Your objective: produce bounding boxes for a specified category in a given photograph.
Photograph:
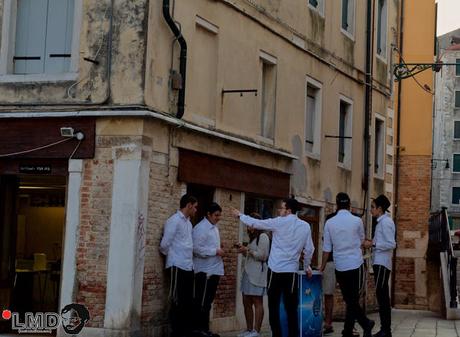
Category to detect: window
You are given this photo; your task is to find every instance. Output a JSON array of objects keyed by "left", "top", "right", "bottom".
[
  {"left": 260, "top": 52, "right": 277, "bottom": 140},
  {"left": 452, "top": 187, "right": 460, "bottom": 204},
  {"left": 190, "top": 16, "right": 218, "bottom": 124},
  {"left": 456, "top": 91, "right": 460, "bottom": 108},
  {"left": 454, "top": 121, "right": 460, "bottom": 139},
  {"left": 308, "top": 0, "right": 324, "bottom": 15},
  {"left": 338, "top": 98, "right": 353, "bottom": 168},
  {"left": 374, "top": 118, "right": 385, "bottom": 176},
  {"left": 456, "top": 58, "right": 460, "bottom": 77},
  {"left": 0, "top": 0, "right": 80, "bottom": 78},
  {"left": 15, "top": 0, "right": 74, "bottom": 74},
  {"left": 305, "top": 78, "right": 322, "bottom": 157},
  {"left": 244, "top": 195, "right": 277, "bottom": 220},
  {"left": 453, "top": 154, "right": 460, "bottom": 173},
  {"left": 376, "top": 0, "right": 387, "bottom": 58},
  {"left": 341, "top": 0, "right": 354, "bottom": 37}
]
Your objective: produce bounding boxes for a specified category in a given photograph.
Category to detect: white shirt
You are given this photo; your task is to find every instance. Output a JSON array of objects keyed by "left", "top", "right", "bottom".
[
  {"left": 192, "top": 218, "right": 224, "bottom": 276},
  {"left": 239, "top": 214, "right": 314, "bottom": 273},
  {"left": 323, "top": 209, "right": 364, "bottom": 272},
  {"left": 159, "top": 211, "right": 193, "bottom": 271},
  {"left": 372, "top": 213, "right": 396, "bottom": 270}
]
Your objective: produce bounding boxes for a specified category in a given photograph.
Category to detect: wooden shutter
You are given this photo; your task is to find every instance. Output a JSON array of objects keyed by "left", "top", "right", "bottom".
[
  {"left": 44, "top": 0, "right": 75, "bottom": 73},
  {"left": 14, "top": 0, "right": 48, "bottom": 74}
]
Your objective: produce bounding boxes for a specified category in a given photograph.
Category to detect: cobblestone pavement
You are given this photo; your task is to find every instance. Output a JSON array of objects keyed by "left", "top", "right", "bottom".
[{"left": 223, "top": 309, "right": 460, "bottom": 337}]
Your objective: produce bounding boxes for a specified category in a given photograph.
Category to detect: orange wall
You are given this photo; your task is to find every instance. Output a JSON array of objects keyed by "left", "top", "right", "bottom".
[{"left": 398, "top": 0, "right": 436, "bottom": 156}]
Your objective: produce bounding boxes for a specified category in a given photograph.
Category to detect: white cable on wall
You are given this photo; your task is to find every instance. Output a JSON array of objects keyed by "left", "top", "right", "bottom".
[{"left": 0, "top": 138, "right": 73, "bottom": 158}]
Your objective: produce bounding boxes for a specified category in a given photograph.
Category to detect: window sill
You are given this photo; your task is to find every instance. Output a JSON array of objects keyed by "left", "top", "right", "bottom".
[
  {"left": 307, "top": 5, "right": 324, "bottom": 17},
  {"left": 376, "top": 53, "right": 387, "bottom": 64},
  {"left": 337, "top": 162, "right": 352, "bottom": 171},
  {"left": 306, "top": 152, "right": 321, "bottom": 161},
  {"left": 0, "top": 72, "right": 78, "bottom": 84},
  {"left": 373, "top": 173, "right": 385, "bottom": 181},
  {"left": 255, "top": 135, "right": 275, "bottom": 146},
  {"left": 340, "top": 29, "right": 355, "bottom": 42}
]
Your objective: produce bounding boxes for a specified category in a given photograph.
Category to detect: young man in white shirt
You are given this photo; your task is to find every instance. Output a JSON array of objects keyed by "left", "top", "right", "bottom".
[
  {"left": 363, "top": 195, "right": 396, "bottom": 337},
  {"left": 192, "top": 202, "right": 225, "bottom": 337},
  {"left": 160, "top": 194, "right": 198, "bottom": 337},
  {"left": 232, "top": 198, "right": 314, "bottom": 337},
  {"left": 320, "top": 193, "right": 374, "bottom": 337}
]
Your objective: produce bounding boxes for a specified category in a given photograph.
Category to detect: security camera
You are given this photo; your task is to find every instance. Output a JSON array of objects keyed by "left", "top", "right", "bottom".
[{"left": 60, "top": 127, "right": 75, "bottom": 137}]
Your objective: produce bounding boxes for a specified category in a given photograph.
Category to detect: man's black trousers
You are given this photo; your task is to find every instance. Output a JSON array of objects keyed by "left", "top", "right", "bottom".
[
  {"left": 336, "top": 264, "right": 372, "bottom": 336},
  {"left": 168, "top": 267, "right": 194, "bottom": 337},
  {"left": 373, "top": 264, "right": 391, "bottom": 333},
  {"left": 267, "top": 270, "right": 298, "bottom": 337},
  {"left": 193, "top": 272, "right": 221, "bottom": 332}
]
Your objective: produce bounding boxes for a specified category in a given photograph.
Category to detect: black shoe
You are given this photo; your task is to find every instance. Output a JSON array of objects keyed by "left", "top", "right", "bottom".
[
  {"left": 363, "top": 320, "right": 375, "bottom": 337},
  {"left": 372, "top": 330, "right": 391, "bottom": 337}
]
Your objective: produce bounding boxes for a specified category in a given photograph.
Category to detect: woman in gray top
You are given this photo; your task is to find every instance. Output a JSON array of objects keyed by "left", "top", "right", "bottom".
[{"left": 237, "top": 218, "right": 270, "bottom": 337}]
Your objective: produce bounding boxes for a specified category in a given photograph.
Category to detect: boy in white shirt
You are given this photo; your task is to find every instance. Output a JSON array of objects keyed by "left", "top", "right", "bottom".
[
  {"left": 160, "top": 194, "right": 198, "bottom": 337},
  {"left": 192, "top": 202, "right": 224, "bottom": 337},
  {"left": 363, "top": 195, "right": 396, "bottom": 337},
  {"left": 321, "top": 193, "right": 374, "bottom": 337}
]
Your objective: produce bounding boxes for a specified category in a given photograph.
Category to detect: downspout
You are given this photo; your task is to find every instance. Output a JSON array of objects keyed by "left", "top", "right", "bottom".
[
  {"left": 363, "top": 0, "right": 374, "bottom": 215},
  {"left": 392, "top": 0, "right": 405, "bottom": 307},
  {"left": 163, "top": 0, "right": 187, "bottom": 119},
  {"left": 362, "top": 0, "right": 374, "bottom": 314}
]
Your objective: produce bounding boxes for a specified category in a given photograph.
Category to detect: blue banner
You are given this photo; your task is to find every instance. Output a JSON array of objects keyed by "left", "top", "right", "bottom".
[{"left": 280, "top": 271, "right": 323, "bottom": 337}]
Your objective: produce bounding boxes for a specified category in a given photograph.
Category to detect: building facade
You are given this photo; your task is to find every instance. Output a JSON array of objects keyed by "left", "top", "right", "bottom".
[
  {"left": 393, "top": 0, "right": 437, "bottom": 311},
  {"left": 0, "top": 0, "right": 399, "bottom": 336},
  {"left": 432, "top": 34, "right": 460, "bottom": 222}
]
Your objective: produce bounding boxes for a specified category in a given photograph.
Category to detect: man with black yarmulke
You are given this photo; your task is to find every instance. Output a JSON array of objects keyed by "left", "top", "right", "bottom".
[
  {"left": 363, "top": 195, "right": 396, "bottom": 337},
  {"left": 321, "top": 192, "right": 375, "bottom": 337}
]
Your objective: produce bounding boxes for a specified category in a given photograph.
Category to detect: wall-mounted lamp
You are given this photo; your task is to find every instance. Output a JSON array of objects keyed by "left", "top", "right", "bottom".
[{"left": 431, "top": 158, "right": 449, "bottom": 169}]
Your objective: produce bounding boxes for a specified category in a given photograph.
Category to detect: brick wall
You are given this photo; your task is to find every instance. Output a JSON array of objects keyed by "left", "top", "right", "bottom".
[
  {"left": 213, "top": 189, "right": 241, "bottom": 319},
  {"left": 394, "top": 155, "right": 431, "bottom": 309},
  {"left": 76, "top": 141, "right": 114, "bottom": 328},
  {"left": 142, "top": 149, "right": 184, "bottom": 336}
]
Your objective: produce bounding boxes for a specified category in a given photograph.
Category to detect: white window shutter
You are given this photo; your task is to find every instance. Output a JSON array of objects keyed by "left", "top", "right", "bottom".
[
  {"left": 14, "top": 0, "right": 48, "bottom": 74},
  {"left": 44, "top": 0, "right": 75, "bottom": 73}
]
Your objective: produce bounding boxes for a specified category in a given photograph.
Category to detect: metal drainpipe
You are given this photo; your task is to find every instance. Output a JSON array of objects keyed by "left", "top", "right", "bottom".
[
  {"left": 163, "top": 0, "right": 187, "bottom": 119},
  {"left": 362, "top": 0, "right": 374, "bottom": 314},
  {"left": 363, "top": 0, "right": 373, "bottom": 224},
  {"left": 392, "top": 0, "right": 405, "bottom": 307}
]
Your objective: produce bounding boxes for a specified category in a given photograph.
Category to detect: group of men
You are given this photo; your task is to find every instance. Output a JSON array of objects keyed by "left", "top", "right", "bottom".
[
  {"left": 159, "top": 195, "right": 224, "bottom": 337},
  {"left": 159, "top": 192, "right": 396, "bottom": 337},
  {"left": 320, "top": 193, "right": 396, "bottom": 337}
]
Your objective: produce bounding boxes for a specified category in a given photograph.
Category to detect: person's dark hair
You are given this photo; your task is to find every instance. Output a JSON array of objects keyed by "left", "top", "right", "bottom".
[
  {"left": 206, "top": 202, "right": 222, "bottom": 215},
  {"left": 283, "top": 198, "right": 300, "bottom": 214},
  {"left": 180, "top": 194, "right": 198, "bottom": 209},
  {"left": 248, "top": 212, "right": 264, "bottom": 242},
  {"left": 336, "top": 192, "right": 350, "bottom": 210},
  {"left": 373, "top": 194, "right": 391, "bottom": 212}
]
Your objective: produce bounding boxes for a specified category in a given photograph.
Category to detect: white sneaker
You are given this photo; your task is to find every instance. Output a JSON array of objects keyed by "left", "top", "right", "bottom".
[
  {"left": 245, "top": 331, "right": 260, "bottom": 337},
  {"left": 237, "top": 331, "right": 251, "bottom": 337}
]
